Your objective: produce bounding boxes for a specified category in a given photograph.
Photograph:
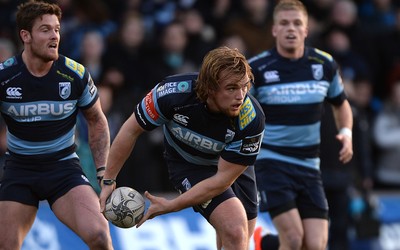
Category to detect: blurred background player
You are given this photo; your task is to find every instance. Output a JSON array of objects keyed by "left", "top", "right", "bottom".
[{"left": 249, "top": 0, "right": 353, "bottom": 249}]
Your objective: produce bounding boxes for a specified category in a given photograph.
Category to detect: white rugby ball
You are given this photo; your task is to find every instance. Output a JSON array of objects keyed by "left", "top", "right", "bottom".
[{"left": 104, "top": 187, "right": 145, "bottom": 228}]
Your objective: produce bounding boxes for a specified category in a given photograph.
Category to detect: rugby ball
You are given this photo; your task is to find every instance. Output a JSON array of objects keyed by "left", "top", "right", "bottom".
[{"left": 104, "top": 187, "right": 145, "bottom": 228}]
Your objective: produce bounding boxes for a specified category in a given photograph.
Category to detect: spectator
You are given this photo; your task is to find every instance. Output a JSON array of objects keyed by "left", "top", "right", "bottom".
[
  {"left": 78, "top": 30, "right": 105, "bottom": 83},
  {"left": 223, "top": 0, "right": 275, "bottom": 57},
  {"left": 101, "top": 12, "right": 150, "bottom": 118},
  {"left": 0, "top": 38, "right": 16, "bottom": 62},
  {"left": 147, "top": 21, "right": 197, "bottom": 84},
  {"left": 178, "top": 8, "right": 217, "bottom": 67},
  {"left": 372, "top": 80, "right": 400, "bottom": 187}
]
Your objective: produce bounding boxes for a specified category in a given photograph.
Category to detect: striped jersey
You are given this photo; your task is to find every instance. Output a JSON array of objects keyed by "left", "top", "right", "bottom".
[
  {"left": 135, "top": 72, "right": 265, "bottom": 167},
  {"left": 0, "top": 54, "right": 98, "bottom": 161},
  {"left": 249, "top": 47, "right": 347, "bottom": 170}
]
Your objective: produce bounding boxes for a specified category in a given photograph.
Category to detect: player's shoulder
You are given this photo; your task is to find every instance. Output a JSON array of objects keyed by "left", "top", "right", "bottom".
[
  {"left": 0, "top": 55, "right": 21, "bottom": 76},
  {"left": 154, "top": 72, "right": 196, "bottom": 99},
  {"left": 307, "top": 47, "right": 334, "bottom": 63},
  {"left": 58, "top": 55, "right": 86, "bottom": 79},
  {"left": 238, "top": 94, "right": 265, "bottom": 131},
  {"left": 248, "top": 50, "right": 274, "bottom": 65}
]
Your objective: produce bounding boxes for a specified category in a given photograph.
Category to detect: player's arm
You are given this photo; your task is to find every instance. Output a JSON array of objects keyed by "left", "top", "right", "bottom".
[
  {"left": 81, "top": 99, "right": 110, "bottom": 177},
  {"left": 99, "top": 113, "right": 146, "bottom": 211},
  {"left": 331, "top": 99, "right": 353, "bottom": 163},
  {"left": 136, "top": 157, "right": 247, "bottom": 227}
]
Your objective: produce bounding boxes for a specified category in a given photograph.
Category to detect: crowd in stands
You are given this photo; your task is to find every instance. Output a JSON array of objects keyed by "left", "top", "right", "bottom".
[{"left": 1, "top": 0, "right": 400, "bottom": 194}]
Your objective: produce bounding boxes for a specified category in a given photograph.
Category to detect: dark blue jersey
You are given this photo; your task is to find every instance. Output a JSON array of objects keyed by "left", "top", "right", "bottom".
[
  {"left": 249, "top": 47, "right": 346, "bottom": 170},
  {"left": 0, "top": 54, "right": 98, "bottom": 161},
  {"left": 135, "top": 73, "right": 265, "bottom": 167}
]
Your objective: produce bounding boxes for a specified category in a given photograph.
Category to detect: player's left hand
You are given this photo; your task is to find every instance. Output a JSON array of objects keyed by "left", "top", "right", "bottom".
[
  {"left": 136, "top": 191, "right": 172, "bottom": 228},
  {"left": 336, "top": 133, "right": 353, "bottom": 164}
]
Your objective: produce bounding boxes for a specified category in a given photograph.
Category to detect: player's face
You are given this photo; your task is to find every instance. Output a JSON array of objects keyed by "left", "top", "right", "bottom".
[
  {"left": 23, "top": 14, "right": 60, "bottom": 62},
  {"left": 207, "top": 73, "right": 250, "bottom": 117},
  {"left": 272, "top": 9, "right": 308, "bottom": 58}
]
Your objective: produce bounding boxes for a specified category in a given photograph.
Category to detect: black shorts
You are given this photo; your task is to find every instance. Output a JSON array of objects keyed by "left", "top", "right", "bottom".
[
  {"left": 167, "top": 158, "right": 258, "bottom": 221},
  {"left": 255, "top": 159, "right": 329, "bottom": 220},
  {"left": 0, "top": 156, "right": 92, "bottom": 208}
]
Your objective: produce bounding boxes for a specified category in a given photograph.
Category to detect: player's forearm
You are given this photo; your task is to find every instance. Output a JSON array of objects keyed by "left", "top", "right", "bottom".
[
  {"left": 105, "top": 114, "right": 143, "bottom": 179},
  {"left": 332, "top": 100, "right": 353, "bottom": 131},
  {"left": 171, "top": 175, "right": 231, "bottom": 212},
  {"left": 88, "top": 115, "right": 110, "bottom": 168}
]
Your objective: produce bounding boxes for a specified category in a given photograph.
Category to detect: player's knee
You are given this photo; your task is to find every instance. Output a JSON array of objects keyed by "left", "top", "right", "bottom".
[
  {"left": 304, "top": 236, "right": 328, "bottom": 250},
  {"left": 223, "top": 224, "right": 247, "bottom": 246},
  {"left": 281, "top": 233, "right": 303, "bottom": 250},
  {"left": 87, "top": 230, "right": 112, "bottom": 249}
]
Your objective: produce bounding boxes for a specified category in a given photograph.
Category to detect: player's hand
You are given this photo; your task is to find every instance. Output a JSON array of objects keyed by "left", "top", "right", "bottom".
[
  {"left": 99, "top": 185, "right": 115, "bottom": 213},
  {"left": 336, "top": 133, "right": 353, "bottom": 164},
  {"left": 136, "top": 191, "right": 172, "bottom": 228}
]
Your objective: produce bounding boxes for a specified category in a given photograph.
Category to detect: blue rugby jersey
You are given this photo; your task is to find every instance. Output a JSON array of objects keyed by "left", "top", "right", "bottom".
[
  {"left": 0, "top": 54, "right": 98, "bottom": 161},
  {"left": 135, "top": 73, "right": 265, "bottom": 167},
  {"left": 249, "top": 47, "right": 347, "bottom": 170}
]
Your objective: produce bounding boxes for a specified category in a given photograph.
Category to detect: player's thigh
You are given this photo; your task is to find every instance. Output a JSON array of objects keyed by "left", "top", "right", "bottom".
[
  {"left": 273, "top": 208, "right": 304, "bottom": 239},
  {"left": 0, "top": 201, "right": 37, "bottom": 245},
  {"left": 209, "top": 197, "right": 248, "bottom": 236},
  {"left": 302, "top": 218, "right": 329, "bottom": 249},
  {"left": 51, "top": 185, "right": 109, "bottom": 236}
]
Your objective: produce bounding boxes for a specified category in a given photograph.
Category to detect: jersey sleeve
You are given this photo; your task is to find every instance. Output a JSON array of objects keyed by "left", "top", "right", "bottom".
[
  {"left": 134, "top": 83, "right": 170, "bottom": 131},
  {"left": 77, "top": 72, "right": 98, "bottom": 109},
  {"left": 221, "top": 95, "right": 265, "bottom": 166}
]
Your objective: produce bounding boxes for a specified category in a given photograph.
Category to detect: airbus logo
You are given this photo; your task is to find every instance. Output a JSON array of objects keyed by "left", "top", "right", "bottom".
[
  {"left": 173, "top": 114, "right": 189, "bottom": 126},
  {"left": 6, "top": 87, "right": 22, "bottom": 99}
]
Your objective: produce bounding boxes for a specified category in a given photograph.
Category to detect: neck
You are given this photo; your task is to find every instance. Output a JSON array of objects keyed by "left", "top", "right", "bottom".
[
  {"left": 22, "top": 50, "right": 53, "bottom": 77},
  {"left": 277, "top": 46, "right": 304, "bottom": 60}
]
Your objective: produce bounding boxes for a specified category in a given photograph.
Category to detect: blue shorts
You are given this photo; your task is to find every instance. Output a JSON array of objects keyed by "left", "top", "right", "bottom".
[
  {"left": 255, "top": 159, "right": 328, "bottom": 219},
  {"left": 167, "top": 158, "right": 258, "bottom": 221},
  {"left": 0, "top": 156, "right": 92, "bottom": 208}
]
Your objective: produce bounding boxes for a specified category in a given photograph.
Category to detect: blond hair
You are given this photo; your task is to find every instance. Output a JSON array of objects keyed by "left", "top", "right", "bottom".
[
  {"left": 196, "top": 46, "right": 253, "bottom": 102},
  {"left": 273, "top": 0, "right": 308, "bottom": 23}
]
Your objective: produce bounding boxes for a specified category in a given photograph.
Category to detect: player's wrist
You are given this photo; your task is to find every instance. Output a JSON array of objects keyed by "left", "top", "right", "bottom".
[
  {"left": 339, "top": 127, "right": 352, "bottom": 139},
  {"left": 102, "top": 178, "right": 116, "bottom": 186},
  {"left": 96, "top": 166, "right": 106, "bottom": 185}
]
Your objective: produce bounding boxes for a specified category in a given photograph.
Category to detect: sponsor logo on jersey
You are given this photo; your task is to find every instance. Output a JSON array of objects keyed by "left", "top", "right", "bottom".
[
  {"left": 311, "top": 64, "right": 323, "bottom": 80},
  {"left": 264, "top": 70, "right": 280, "bottom": 83},
  {"left": 6, "top": 87, "right": 22, "bottom": 99},
  {"left": 65, "top": 57, "right": 85, "bottom": 79},
  {"left": 239, "top": 97, "right": 256, "bottom": 130},
  {"left": 156, "top": 81, "right": 191, "bottom": 98},
  {"left": 240, "top": 132, "right": 263, "bottom": 154},
  {"left": 182, "top": 178, "right": 192, "bottom": 191},
  {"left": 6, "top": 102, "right": 74, "bottom": 122},
  {"left": 0, "top": 57, "right": 17, "bottom": 70},
  {"left": 87, "top": 74, "right": 96, "bottom": 97},
  {"left": 56, "top": 70, "right": 74, "bottom": 82},
  {"left": 173, "top": 113, "right": 189, "bottom": 126},
  {"left": 170, "top": 126, "right": 225, "bottom": 152},
  {"left": 225, "top": 129, "right": 235, "bottom": 143},
  {"left": 59, "top": 82, "right": 71, "bottom": 99},
  {"left": 144, "top": 90, "right": 159, "bottom": 120}
]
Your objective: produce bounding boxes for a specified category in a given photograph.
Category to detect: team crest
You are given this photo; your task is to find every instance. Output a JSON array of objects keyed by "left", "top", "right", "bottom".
[
  {"left": 59, "top": 82, "right": 71, "bottom": 99},
  {"left": 311, "top": 64, "right": 323, "bottom": 80}
]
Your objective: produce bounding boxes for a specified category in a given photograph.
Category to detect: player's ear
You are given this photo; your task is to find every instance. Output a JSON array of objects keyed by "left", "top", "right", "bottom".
[{"left": 20, "top": 30, "right": 31, "bottom": 43}]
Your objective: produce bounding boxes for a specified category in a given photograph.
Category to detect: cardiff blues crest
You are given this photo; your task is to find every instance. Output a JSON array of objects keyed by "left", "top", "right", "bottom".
[
  {"left": 311, "top": 64, "right": 323, "bottom": 80},
  {"left": 59, "top": 82, "right": 71, "bottom": 99}
]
